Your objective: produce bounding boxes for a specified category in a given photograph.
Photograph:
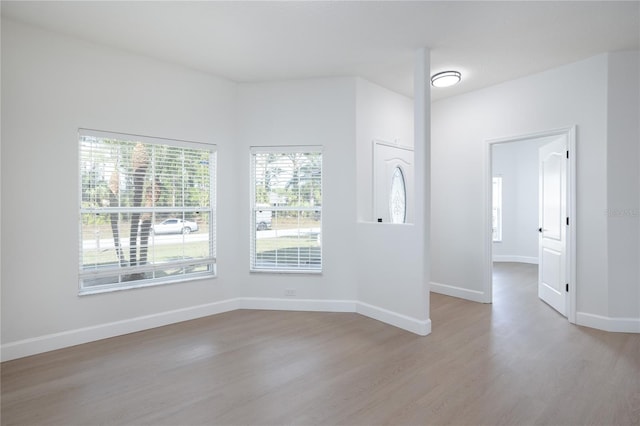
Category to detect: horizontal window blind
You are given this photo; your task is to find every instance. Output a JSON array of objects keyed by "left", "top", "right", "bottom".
[
  {"left": 79, "top": 129, "right": 216, "bottom": 294},
  {"left": 250, "top": 148, "right": 322, "bottom": 272}
]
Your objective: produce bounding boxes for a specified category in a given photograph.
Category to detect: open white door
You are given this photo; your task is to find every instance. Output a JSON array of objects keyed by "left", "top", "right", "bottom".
[
  {"left": 538, "top": 136, "right": 568, "bottom": 316},
  {"left": 373, "top": 142, "right": 414, "bottom": 223}
]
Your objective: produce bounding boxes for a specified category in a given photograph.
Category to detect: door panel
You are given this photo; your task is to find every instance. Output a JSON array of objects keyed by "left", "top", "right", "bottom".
[
  {"left": 541, "top": 248, "right": 562, "bottom": 292},
  {"left": 373, "top": 142, "right": 414, "bottom": 223},
  {"left": 542, "top": 153, "right": 563, "bottom": 241},
  {"left": 538, "top": 136, "right": 567, "bottom": 316}
]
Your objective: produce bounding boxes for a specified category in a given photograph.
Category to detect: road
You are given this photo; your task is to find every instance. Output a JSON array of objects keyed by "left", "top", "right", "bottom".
[{"left": 82, "top": 233, "right": 208, "bottom": 250}]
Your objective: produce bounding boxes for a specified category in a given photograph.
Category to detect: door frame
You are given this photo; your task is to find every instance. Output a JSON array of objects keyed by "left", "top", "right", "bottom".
[{"left": 483, "top": 126, "right": 576, "bottom": 323}]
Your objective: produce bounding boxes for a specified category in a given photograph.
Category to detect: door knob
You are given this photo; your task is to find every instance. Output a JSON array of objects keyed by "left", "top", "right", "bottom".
[{"left": 538, "top": 227, "right": 543, "bottom": 233}]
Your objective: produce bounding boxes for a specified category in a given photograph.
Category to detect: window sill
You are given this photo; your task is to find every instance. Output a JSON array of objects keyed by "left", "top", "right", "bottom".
[
  {"left": 79, "top": 272, "right": 216, "bottom": 296},
  {"left": 249, "top": 269, "right": 322, "bottom": 275}
]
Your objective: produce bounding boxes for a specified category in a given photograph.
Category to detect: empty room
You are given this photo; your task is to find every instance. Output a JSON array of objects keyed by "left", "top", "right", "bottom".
[{"left": 2, "top": 1, "right": 639, "bottom": 425}]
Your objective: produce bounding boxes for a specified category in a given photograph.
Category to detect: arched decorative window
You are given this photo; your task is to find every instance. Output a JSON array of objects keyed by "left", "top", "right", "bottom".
[{"left": 389, "top": 167, "right": 407, "bottom": 224}]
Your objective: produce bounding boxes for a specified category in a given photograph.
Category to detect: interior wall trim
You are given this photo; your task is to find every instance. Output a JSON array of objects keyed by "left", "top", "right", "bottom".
[
  {"left": 576, "top": 312, "right": 640, "bottom": 333},
  {"left": 356, "top": 302, "right": 431, "bottom": 336},
  {"left": 492, "top": 255, "right": 539, "bottom": 264},
  {"left": 239, "top": 298, "right": 356, "bottom": 312},
  {"left": 1, "top": 298, "right": 431, "bottom": 361},
  {"left": 430, "top": 281, "right": 489, "bottom": 303},
  {"left": 6, "top": 298, "right": 638, "bottom": 362},
  {"left": 0, "top": 299, "right": 241, "bottom": 362}
]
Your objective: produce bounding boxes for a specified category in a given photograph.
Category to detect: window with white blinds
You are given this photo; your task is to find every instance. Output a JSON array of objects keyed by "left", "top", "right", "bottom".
[
  {"left": 250, "top": 147, "right": 322, "bottom": 272},
  {"left": 79, "top": 129, "right": 216, "bottom": 294}
]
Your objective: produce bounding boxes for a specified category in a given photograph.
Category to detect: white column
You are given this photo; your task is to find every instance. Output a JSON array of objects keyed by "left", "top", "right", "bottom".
[{"left": 414, "top": 48, "right": 431, "bottom": 321}]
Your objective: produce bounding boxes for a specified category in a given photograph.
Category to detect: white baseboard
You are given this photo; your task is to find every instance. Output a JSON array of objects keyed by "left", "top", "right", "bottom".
[
  {"left": 240, "top": 298, "right": 430, "bottom": 335},
  {"left": 5, "top": 300, "right": 637, "bottom": 362},
  {"left": 492, "top": 255, "right": 539, "bottom": 264},
  {"left": 1, "top": 298, "right": 432, "bottom": 361},
  {"left": 430, "top": 281, "right": 489, "bottom": 303},
  {"left": 356, "top": 302, "right": 431, "bottom": 336},
  {"left": 1, "top": 299, "right": 240, "bottom": 362},
  {"left": 239, "top": 298, "right": 356, "bottom": 312},
  {"left": 576, "top": 312, "right": 640, "bottom": 333}
]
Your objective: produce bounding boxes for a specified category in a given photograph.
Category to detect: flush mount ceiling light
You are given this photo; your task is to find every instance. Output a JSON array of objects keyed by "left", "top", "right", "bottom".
[{"left": 430, "top": 70, "right": 461, "bottom": 88}]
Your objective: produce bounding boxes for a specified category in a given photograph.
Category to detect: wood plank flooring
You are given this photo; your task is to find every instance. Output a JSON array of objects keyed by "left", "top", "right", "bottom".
[{"left": 2, "top": 262, "right": 639, "bottom": 425}]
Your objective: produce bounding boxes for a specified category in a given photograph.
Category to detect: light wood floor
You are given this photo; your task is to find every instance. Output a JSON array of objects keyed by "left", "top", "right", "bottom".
[{"left": 2, "top": 262, "right": 639, "bottom": 425}]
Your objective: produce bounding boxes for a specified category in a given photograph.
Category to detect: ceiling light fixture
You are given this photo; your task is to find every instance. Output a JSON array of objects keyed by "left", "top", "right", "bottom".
[{"left": 431, "top": 70, "right": 461, "bottom": 88}]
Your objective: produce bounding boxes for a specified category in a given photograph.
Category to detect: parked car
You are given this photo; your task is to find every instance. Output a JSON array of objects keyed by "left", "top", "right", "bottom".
[
  {"left": 151, "top": 218, "right": 198, "bottom": 235},
  {"left": 256, "top": 210, "right": 272, "bottom": 231}
]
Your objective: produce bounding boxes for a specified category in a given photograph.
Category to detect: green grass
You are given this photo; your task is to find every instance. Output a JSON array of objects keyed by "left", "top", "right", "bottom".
[
  {"left": 255, "top": 233, "right": 321, "bottom": 267},
  {"left": 269, "top": 216, "right": 320, "bottom": 230},
  {"left": 83, "top": 240, "right": 210, "bottom": 267},
  {"left": 82, "top": 218, "right": 321, "bottom": 267},
  {"left": 256, "top": 235, "right": 319, "bottom": 253},
  {"left": 81, "top": 223, "right": 210, "bottom": 241}
]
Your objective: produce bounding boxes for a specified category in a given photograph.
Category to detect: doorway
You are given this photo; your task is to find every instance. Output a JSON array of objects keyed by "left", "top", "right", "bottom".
[{"left": 484, "top": 127, "right": 576, "bottom": 323}]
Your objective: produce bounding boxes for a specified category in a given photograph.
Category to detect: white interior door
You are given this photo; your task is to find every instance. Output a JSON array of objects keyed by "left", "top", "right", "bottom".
[
  {"left": 538, "top": 136, "right": 568, "bottom": 316},
  {"left": 373, "top": 142, "right": 414, "bottom": 223}
]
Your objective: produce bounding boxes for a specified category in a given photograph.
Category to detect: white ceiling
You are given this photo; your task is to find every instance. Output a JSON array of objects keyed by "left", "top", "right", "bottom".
[{"left": 2, "top": 1, "right": 639, "bottom": 100}]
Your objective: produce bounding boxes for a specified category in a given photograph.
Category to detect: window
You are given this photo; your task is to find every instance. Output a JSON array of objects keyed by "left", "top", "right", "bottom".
[
  {"left": 79, "top": 129, "right": 216, "bottom": 294},
  {"left": 492, "top": 176, "right": 503, "bottom": 242},
  {"left": 390, "top": 166, "right": 407, "bottom": 224},
  {"left": 250, "top": 147, "right": 322, "bottom": 272}
]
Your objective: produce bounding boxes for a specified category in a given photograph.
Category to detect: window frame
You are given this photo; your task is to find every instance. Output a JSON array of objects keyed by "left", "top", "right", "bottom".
[
  {"left": 78, "top": 128, "right": 217, "bottom": 295},
  {"left": 249, "top": 146, "right": 323, "bottom": 274}
]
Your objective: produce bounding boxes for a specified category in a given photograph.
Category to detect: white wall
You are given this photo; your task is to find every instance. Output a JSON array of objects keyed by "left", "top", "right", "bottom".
[
  {"left": 1, "top": 20, "right": 240, "bottom": 352},
  {"left": 1, "top": 20, "right": 432, "bottom": 360},
  {"left": 492, "top": 138, "right": 546, "bottom": 264},
  {"left": 355, "top": 78, "right": 429, "bottom": 331},
  {"left": 432, "top": 55, "right": 609, "bottom": 311},
  {"left": 236, "top": 78, "right": 359, "bottom": 303},
  {"left": 236, "top": 77, "right": 429, "bottom": 334},
  {"left": 355, "top": 78, "right": 414, "bottom": 223},
  {"left": 606, "top": 51, "right": 640, "bottom": 320},
  {"left": 4, "top": 17, "right": 633, "bottom": 362},
  {"left": 432, "top": 52, "right": 640, "bottom": 331}
]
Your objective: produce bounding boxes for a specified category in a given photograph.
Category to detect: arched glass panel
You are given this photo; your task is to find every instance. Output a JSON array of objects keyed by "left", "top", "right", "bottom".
[{"left": 389, "top": 167, "right": 406, "bottom": 224}]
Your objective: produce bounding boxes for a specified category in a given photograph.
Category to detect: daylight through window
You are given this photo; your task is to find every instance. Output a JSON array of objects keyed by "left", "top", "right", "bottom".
[
  {"left": 492, "top": 176, "right": 503, "bottom": 242},
  {"left": 79, "top": 129, "right": 216, "bottom": 294},
  {"left": 250, "top": 147, "right": 322, "bottom": 272}
]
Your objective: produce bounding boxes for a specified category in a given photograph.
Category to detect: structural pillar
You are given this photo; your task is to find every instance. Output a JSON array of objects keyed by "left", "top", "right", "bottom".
[{"left": 414, "top": 48, "right": 431, "bottom": 322}]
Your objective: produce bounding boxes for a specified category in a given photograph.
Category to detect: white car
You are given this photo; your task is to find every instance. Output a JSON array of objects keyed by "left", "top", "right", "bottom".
[
  {"left": 151, "top": 218, "right": 198, "bottom": 235},
  {"left": 256, "top": 210, "right": 272, "bottom": 231}
]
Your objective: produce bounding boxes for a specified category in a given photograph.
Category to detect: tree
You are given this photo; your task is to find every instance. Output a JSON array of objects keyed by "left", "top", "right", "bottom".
[
  {"left": 128, "top": 143, "right": 149, "bottom": 275},
  {"left": 108, "top": 170, "right": 126, "bottom": 266},
  {"left": 139, "top": 178, "right": 161, "bottom": 266}
]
